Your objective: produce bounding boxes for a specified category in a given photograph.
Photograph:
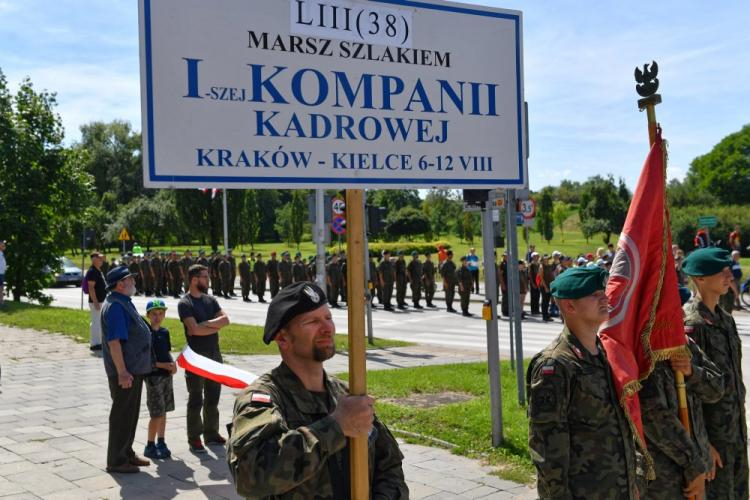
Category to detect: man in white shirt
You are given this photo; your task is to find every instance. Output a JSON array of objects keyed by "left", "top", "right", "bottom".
[{"left": 0, "top": 240, "right": 6, "bottom": 306}]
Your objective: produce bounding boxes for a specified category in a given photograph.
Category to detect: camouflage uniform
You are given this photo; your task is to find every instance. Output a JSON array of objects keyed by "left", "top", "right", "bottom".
[
  {"left": 239, "top": 260, "right": 252, "bottom": 301},
  {"left": 180, "top": 255, "right": 193, "bottom": 291},
  {"left": 640, "top": 337, "right": 724, "bottom": 499},
  {"left": 150, "top": 256, "right": 164, "bottom": 297},
  {"left": 422, "top": 259, "right": 436, "bottom": 307},
  {"left": 219, "top": 258, "right": 232, "bottom": 297},
  {"left": 527, "top": 327, "right": 640, "bottom": 499},
  {"left": 267, "top": 257, "right": 280, "bottom": 298},
  {"left": 279, "top": 258, "right": 293, "bottom": 289},
  {"left": 377, "top": 258, "right": 395, "bottom": 310},
  {"left": 406, "top": 257, "right": 423, "bottom": 308},
  {"left": 457, "top": 265, "right": 473, "bottom": 315},
  {"left": 395, "top": 257, "right": 407, "bottom": 308},
  {"left": 228, "top": 253, "right": 237, "bottom": 295},
  {"left": 227, "top": 363, "right": 408, "bottom": 499},
  {"left": 139, "top": 256, "right": 153, "bottom": 296},
  {"left": 129, "top": 259, "right": 143, "bottom": 295},
  {"left": 254, "top": 258, "right": 267, "bottom": 301},
  {"left": 326, "top": 260, "right": 341, "bottom": 307},
  {"left": 685, "top": 300, "right": 749, "bottom": 499},
  {"left": 292, "top": 259, "right": 306, "bottom": 283},
  {"left": 440, "top": 259, "right": 457, "bottom": 311}
]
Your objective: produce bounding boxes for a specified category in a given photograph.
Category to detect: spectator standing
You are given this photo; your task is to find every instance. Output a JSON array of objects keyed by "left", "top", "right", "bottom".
[
  {"left": 101, "top": 266, "right": 154, "bottom": 473},
  {"left": 178, "top": 265, "right": 231, "bottom": 452},
  {"left": 729, "top": 225, "right": 742, "bottom": 252},
  {"left": 467, "top": 247, "right": 480, "bottom": 293},
  {"left": 85, "top": 252, "right": 107, "bottom": 351},
  {"left": 529, "top": 252, "right": 541, "bottom": 315}
]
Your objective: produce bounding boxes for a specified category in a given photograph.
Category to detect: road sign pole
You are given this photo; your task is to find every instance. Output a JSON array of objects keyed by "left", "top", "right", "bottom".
[
  {"left": 482, "top": 199, "right": 504, "bottom": 447},
  {"left": 81, "top": 227, "right": 86, "bottom": 311},
  {"left": 507, "top": 190, "right": 526, "bottom": 405},
  {"left": 345, "top": 189, "right": 369, "bottom": 499},
  {"left": 315, "top": 189, "right": 326, "bottom": 289},
  {"left": 503, "top": 200, "right": 515, "bottom": 371},
  {"left": 363, "top": 192, "right": 375, "bottom": 346},
  {"left": 222, "top": 189, "right": 229, "bottom": 254}
]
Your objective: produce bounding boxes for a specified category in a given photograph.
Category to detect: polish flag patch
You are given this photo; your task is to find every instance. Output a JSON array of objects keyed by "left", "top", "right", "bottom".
[
  {"left": 684, "top": 326, "right": 694, "bottom": 334},
  {"left": 251, "top": 393, "right": 272, "bottom": 404},
  {"left": 541, "top": 365, "right": 555, "bottom": 376}
]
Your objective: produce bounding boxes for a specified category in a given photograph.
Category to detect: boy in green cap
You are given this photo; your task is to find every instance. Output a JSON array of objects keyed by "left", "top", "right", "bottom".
[
  {"left": 526, "top": 266, "right": 641, "bottom": 499},
  {"left": 682, "top": 247, "right": 748, "bottom": 499},
  {"left": 143, "top": 299, "right": 177, "bottom": 460}
]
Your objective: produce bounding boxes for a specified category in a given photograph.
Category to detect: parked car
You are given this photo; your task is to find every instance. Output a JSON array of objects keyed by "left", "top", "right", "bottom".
[{"left": 43, "top": 257, "right": 83, "bottom": 287}]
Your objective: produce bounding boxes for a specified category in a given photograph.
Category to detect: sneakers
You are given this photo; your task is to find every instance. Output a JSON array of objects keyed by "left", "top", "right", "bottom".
[
  {"left": 144, "top": 442, "right": 172, "bottom": 459},
  {"left": 189, "top": 439, "right": 207, "bottom": 453},
  {"left": 156, "top": 441, "right": 172, "bottom": 458}
]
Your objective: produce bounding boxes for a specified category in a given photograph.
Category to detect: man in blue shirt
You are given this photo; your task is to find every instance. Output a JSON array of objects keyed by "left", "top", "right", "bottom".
[
  {"left": 101, "top": 266, "right": 155, "bottom": 474},
  {"left": 467, "top": 248, "right": 480, "bottom": 294}
]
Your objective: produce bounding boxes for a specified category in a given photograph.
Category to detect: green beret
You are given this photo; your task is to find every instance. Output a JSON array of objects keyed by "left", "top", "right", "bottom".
[
  {"left": 682, "top": 247, "right": 732, "bottom": 277},
  {"left": 550, "top": 267, "right": 608, "bottom": 299},
  {"left": 411, "top": 250, "right": 418, "bottom": 256}
]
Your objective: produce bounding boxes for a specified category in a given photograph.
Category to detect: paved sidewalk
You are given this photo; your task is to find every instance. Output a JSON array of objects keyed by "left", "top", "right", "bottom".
[{"left": 0, "top": 326, "right": 535, "bottom": 499}]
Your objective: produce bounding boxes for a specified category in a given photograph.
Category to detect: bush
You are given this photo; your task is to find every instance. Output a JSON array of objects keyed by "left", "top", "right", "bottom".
[
  {"left": 362, "top": 241, "right": 451, "bottom": 258},
  {"left": 670, "top": 205, "right": 750, "bottom": 256}
]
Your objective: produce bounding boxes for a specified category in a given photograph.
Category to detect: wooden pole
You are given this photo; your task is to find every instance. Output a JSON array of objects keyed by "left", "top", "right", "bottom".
[
  {"left": 345, "top": 189, "right": 369, "bottom": 499},
  {"left": 637, "top": 62, "right": 694, "bottom": 499}
]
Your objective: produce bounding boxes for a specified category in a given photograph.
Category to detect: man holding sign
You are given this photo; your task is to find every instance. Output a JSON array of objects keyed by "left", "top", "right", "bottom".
[{"left": 227, "top": 282, "right": 408, "bottom": 499}]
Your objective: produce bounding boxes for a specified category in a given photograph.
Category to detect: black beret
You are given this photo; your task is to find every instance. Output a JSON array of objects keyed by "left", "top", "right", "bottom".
[
  {"left": 263, "top": 281, "right": 328, "bottom": 344},
  {"left": 550, "top": 266, "right": 608, "bottom": 299},
  {"left": 682, "top": 247, "right": 732, "bottom": 277}
]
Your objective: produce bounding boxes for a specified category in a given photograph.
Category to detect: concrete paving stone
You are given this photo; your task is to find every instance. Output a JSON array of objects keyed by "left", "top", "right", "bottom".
[
  {"left": 426, "top": 475, "right": 484, "bottom": 495},
  {"left": 20, "top": 448, "right": 70, "bottom": 465},
  {"left": 4, "top": 470, "right": 76, "bottom": 497},
  {"left": 0, "top": 494, "right": 40, "bottom": 500},
  {"left": 48, "top": 462, "right": 103, "bottom": 482},
  {"left": 0, "top": 459, "right": 36, "bottom": 476},
  {"left": 72, "top": 473, "right": 121, "bottom": 492},
  {"left": 472, "top": 474, "right": 527, "bottom": 491},
  {"left": 464, "top": 485, "right": 503, "bottom": 498},
  {"left": 0, "top": 477, "right": 29, "bottom": 497},
  {"left": 45, "top": 436, "right": 96, "bottom": 453},
  {"left": 406, "top": 481, "right": 442, "bottom": 499}
]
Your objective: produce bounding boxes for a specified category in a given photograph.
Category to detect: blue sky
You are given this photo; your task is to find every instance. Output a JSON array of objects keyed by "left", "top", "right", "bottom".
[{"left": 1, "top": 0, "right": 748, "bottom": 191}]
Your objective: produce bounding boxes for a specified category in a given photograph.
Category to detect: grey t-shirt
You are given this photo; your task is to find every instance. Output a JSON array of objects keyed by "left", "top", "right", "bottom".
[{"left": 177, "top": 293, "right": 222, "bottom": 353}]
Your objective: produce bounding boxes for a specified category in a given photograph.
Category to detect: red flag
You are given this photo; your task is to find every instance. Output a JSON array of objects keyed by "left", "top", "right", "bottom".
[{"left": 598, "top": 129, "right": 688, "bottom": 479}]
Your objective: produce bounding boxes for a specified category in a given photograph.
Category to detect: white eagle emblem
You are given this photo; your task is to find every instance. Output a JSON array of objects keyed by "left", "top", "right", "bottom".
[{"left": 303, "top": 286, "right": 320, "bottom": 303}]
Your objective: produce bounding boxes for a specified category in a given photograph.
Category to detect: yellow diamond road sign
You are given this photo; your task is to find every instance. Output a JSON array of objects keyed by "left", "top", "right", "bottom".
[{"left": 118, "top": 228, "right": 131, "bottom": 241}]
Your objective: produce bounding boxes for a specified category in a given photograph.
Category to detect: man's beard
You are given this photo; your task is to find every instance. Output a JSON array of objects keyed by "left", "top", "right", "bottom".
[
  {"left": 312, "top": 343, "right": 335, "bottom": 362},
  {"left": 123, "top": 283, "right": 136, "bottom": 297},
  {"left": 197, "top": 282, "right": 208, "bottom": 294}
]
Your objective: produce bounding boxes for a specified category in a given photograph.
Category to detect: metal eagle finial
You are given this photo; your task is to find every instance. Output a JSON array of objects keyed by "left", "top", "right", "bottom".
[{"left": 634, "top": 61, "right": 659, "bottom": 97}]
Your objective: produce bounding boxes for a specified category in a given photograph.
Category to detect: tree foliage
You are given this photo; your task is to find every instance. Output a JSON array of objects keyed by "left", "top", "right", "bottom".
[
  {"left": 552, "top": 201, "right": 571, "bottom": 243},
  {"left": 422, "top": 189, "right": 462, "bottom": 239},
  {"left": 686, "top": 124, "right": 750, "bottom": 205},
  {"left": 536, "top": 188, "right": 554, "bottom": 243},
  {"left": 386, "top": 206, "right": 431, "bottom": 240},
  {"left": 0, "top": 71, "right": 92, "bottom": 303},
  {"left": 578, "top": 175, "right": 628, "bottom": 243}
]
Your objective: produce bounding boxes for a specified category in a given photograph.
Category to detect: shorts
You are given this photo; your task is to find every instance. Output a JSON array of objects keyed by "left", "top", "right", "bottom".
[{"left": 145, "top": 375, "right": 175, "bottom": 418}]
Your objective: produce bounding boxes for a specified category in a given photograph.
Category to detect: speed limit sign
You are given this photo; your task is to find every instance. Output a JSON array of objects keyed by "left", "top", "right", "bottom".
[
  {"left": 518, "top": 199, "right": 536, "bottom": 219},
  {"left": 332, "top": 198, "right": 346, "bottom": 215}
]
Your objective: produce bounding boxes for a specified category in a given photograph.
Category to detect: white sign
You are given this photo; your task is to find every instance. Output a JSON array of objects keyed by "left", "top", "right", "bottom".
[
  {"left": 139, "top": 0, "right": 526, "bottom": 189},
  {"left": 332, "top": 197, "right": 346, "bottom": 215}
]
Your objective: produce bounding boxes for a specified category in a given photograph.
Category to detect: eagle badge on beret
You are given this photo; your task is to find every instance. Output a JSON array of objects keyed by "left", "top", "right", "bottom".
[{"left": 303, "top": 285, "right": 320, "bottom": 303}]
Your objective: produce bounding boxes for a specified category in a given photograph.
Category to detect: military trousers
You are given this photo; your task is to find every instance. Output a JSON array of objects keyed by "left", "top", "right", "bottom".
[
  {"left": 382, "top": 282, "right": 394, "bottom": 308},
  {"left": 255, "top": 280, "right": 266, "bottom": 300},
  {"left": 445, "top": 283, "right": 456, "bottom": 309},
  {"left": 240, "top": 278, "right": 251, "bottom": 300},
  {"left": 221, "top": 274, "right": 232, "bottom": 296},
  {"left": 107, "top": 375, "right": 144, "bottom": 468},
  {"left": 541, "top": 289, "right": 552, "bottom": 320},
  {"left": 329, "top": 284, "right": 340, "bottom": 306},
  {"left": 396, "top": 278, "right": 407, "bottom": 306},
  {"left": 269, "top": 279, "right": 280, "bottom": 298},
  {"left": 410, "top": 282, "right": 422, "bottom": 306},
  {"left": 171, "top": 277, "right": 182, "bottom": 297},
  {"left": 707, "top": 441, "right": 749, "bottom": 500},
  {"left": 424, "top": 281, "right": 435, "bottom": 305},
  {"left": 459, "top": 290, "right": 471, "bottom": 313},
  {"left": 185, "top": 349, "right": 222, "bottom": 442},
  {"left": 530, "top": 286, "right": 540, "bottom": 315},
  {"left": 501, "top": 288, "right": 509, "bottom": 316},
  {"left": 143, "top": 276, "right": 153, "bottom": 296}
]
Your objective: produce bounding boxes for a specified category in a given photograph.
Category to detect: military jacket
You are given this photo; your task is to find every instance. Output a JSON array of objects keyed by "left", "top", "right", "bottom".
[
  {"left": 326, "top": 262, "right": 341, "bottom": 281},
  {"left": 267, "top": 259, "right": 280, "bottom": 284},
  {"left": 527, "top": 328, "right": 639, "bottom": 500},
  {"left": 167, "top": 259, "right": 181, "bottom": 278},
  {"left": 292, "top": 262, "right": 306, "bottom": 282},
  {"left": 128, "top": 261, "right": 140, "bottom": 276},
  {"left": 219, "top": 259, "right": 232, "bottom": 277},
  {"left": 151, "top": 257, "right": 163, "bottom": 277},
  {"left": 440, "top": 260, "right": 457, "bottom": 285},
  {"left": 457, "top": 267, "right": 473, "bottom": 290},
  {"left": 395, "top": 259, "right": 406, "bottom": 280},
  {"left": 640, "top": 337, "right": 724, "bottom": 497},
  {"left": 254, "top": 260, "right": 267, "bottom": 281},
  {"left": 684, "top": 300, "right": 747, "bottom": 446},
  {"left": 422, "top": 260, "right": 436, "bottom": 284},
  {"left": 179, "top": 256, "right": 192, "bottom": 275},
  {"left": 377, "top": 260, "right": 395, "bottom": 284},
  {"left": 238, "top": 261, "right": 252, "bottom": 280},
  {"left": 227, "top": 363, "right": 408, "bottom": 500},
  {"left": 279, "top": 260, "right": 293, "bottom": 286},
  {"left": 139, "top": 258, "right": 151, "bottom": 277},
  {"left": 406, "top": 259, "right": 422, "bottom": 284}
]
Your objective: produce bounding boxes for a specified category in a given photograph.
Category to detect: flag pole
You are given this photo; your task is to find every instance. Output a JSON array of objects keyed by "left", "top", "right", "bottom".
[
  {"left": 635, "top": 61, "right": 694, "bottom": 498},
  {"left": 345, "top": 189, "right": 369, "bottom": 498}
]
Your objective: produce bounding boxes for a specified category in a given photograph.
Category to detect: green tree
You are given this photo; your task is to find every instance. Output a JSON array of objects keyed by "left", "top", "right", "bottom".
[
  {"left": 289, "top": 190, "right": 308, "bottom": 250},
  {"left": 686, "top": 124, "right": 750, "bottom": 205},
  {"left": 578, "top": 175, "right": 628, "bottom": 244},
  {"left": 386, "top": 206, "right": 431, "bottom": 240},
  {"left": 106, "top": 191, "right": 177, "bottom": 250},
  {"left": 0, "top": 71, "right": 93, "bottom": 303},
  {"left": 552, "top": 200, "right": 571, "bottom": 242},
  {"left": 458, "top": 212, "right": 476, "bottom": 243},
  {"left": 536, "top": 188, "right": 554, "bottom": 243},
  {"left": 274, "top": 203, "right": 293, "bottom": 246},
  {"left": 422, "top": 189, "right": 462, "bottom": 239},
  {"left": 174, "top": 189, "right": 222, "bottom": 250},
  {"left": 368, "top": 189, "right": 421, "bottom": 215},
  {"left": 554, "top": 179, "right": 583, "bottom": 205},
  {"left": 666, "top": 178, "right": 719, "bottom": 208},
  {"left": 76, "top": 120, "right": 144, "bottom": 205},
  {"left": 243, "top": 190, "right": 262, "bottom": 250}
]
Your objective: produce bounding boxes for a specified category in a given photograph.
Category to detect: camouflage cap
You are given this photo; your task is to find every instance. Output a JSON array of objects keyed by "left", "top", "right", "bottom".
[
  {"left": 550, "top": 266, "right": 608, "bottom": 299},
  {"left": 682, "top": 247, "right": 732, "bottom": 277},
  {"left": 263, "top": 281, "right": 328, "bottom": 344}
]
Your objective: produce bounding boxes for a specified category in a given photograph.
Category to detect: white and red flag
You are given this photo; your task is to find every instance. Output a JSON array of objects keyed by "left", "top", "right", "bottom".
[{"left": 176, "top": 346, "right": 258, "bottom": 389}]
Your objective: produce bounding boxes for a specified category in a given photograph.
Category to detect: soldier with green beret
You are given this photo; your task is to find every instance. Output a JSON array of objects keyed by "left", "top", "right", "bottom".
[
  {"left": 292, "top": 252, "right": 306, "bottom": 283},
  {"left": 267, "top": 252, "right": 280, "bottom": 298},
  {"left": 253, "top": 253, "right": 267, "bottom": 303},
  {"left": 406, "top": 250, "right": 423, "bottom": 309},
  {"left": 682, "top": 247, "right": 748, "bottom": 499},
  {"left": 422, "top": 252, "right": 436, "bottom": 308},
  {"left": 457, "top": 256, "right": 473, "bottom": 317},
  {"left": 326, "top": 254, "right": 341, "bottom": 308},
  {"left": 440, "top": 250, "right": 458, "bottom": 313},
  {"left": 219, "top": 254, "right": 232, "bottom": 298},
  {"left": 526, "top": 266, "right": 641, "bottom": 499},
  {"left": 279, "top": 251, "right": 293, "bottom": 289},
  {"left": 378, "top": 250, "right": 396, "bottom": 311},
  {"left": 395, "top": 250, "right": 407, "bottom": 309},
  {"left": 238, "top": 254, "right": 253, "bottom": 302},
  {"left": 227, "top": 282, "right": 408, "bottom": 499}
]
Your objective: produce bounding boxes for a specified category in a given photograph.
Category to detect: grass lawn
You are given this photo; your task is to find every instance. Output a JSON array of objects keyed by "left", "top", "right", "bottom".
[
  {"left": 0, "top": 302, "right": 411, "bottom": 355},
  {"left": 339, "top": 361, "right": 534, "bottom": 484}
]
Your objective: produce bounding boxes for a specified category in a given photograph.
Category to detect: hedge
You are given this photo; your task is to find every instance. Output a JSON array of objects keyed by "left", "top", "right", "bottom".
[
  {"left": 670, "top": 205, "right": 750, "bottom": 256},
  {"left": 328, "top": 241, "right": 452, "bottom": 258}
]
